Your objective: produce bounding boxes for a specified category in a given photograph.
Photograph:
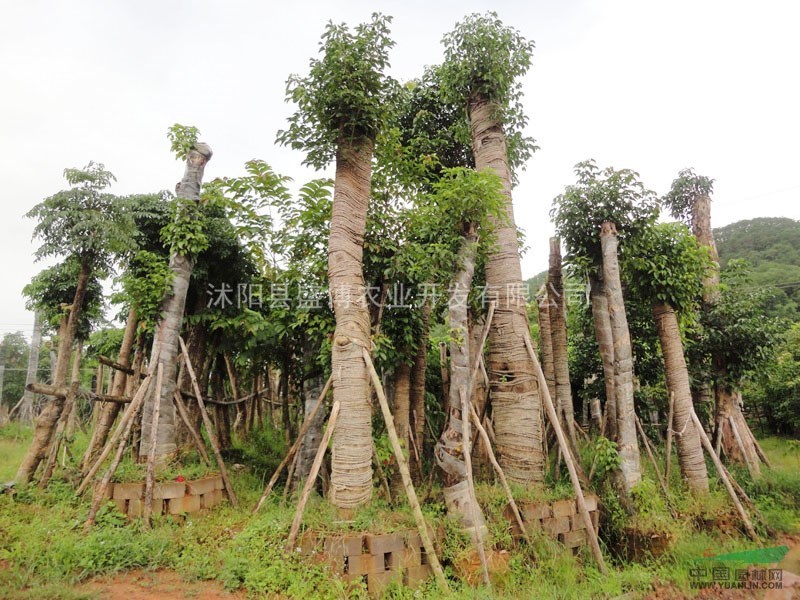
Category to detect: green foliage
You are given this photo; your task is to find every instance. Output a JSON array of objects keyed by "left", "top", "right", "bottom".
[
  {"left": 551, "top": 160, "right": 659, "bottom": 274},
  {"left": 663, "top": 168, "right": 714, "bottom": 225},
  {"left": 701, "top": 260, "right": 783, "bottom": 386},
  {"left": 23, "top": 258, "right": 104, "bottom": 339},
  {"left": 592, "top": 435, "right": 621, "bottom": 480},
  {"left": 439, "top": 12, "right": 538, "bottom": 176},
  {"left": 623, "top": 222, "right": 711, "bottom": 312},
  {"left": 26, "top": 161, "right": 136, "bottom": 274},
  {"left": 167, "top": 123, "right": 200, "bottom": 161},
  {"left": 160, "top": 197, "right": 210, "bottom": 256},
  {"left": 114, "top": 250, "right": 173, "bottom": 327},
  {"left": 277, "top": 13, "right": 396, "bottom": 168},
  {"left": 0, "top": 332, "right": 29, "bottom": 409}
]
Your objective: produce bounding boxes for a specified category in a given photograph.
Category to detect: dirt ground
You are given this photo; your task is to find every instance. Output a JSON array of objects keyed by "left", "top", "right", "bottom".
[{"left": 77, "top": 569, "right": 246, "bottom": 600}]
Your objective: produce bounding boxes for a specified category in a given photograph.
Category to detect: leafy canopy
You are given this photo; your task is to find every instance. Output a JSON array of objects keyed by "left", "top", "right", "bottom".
[
  {"left": 624, "top": 222, "right": 711, "bottom": 312},
  {"left": 663, "top": 168, "right": 714, "bottom": 225},
  {"left": 440, "top": 11, "right": 538, "bottom": 176},
  {"left": 551, "top": 159, "right": 659, "bottom": 272},
  {"left": 277, "top": 13, "right": 397, "bottom": 168},
  {"left": 167, "top": 123, "right": 200, "bottom": 161},
  {"left": 26, "top": 161, "right": 136, "bottom": 273}
]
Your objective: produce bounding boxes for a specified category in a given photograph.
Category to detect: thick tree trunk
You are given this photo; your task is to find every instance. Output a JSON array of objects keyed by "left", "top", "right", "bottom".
[
  {"left": 536, "top": 292, "right": 557, "bottom": 406},
  {"left": 589, "top": 274, "right": 617, "bottom": 440},
  {"left": 409, "top": 301, "right": 430, "bottom": 482},
  {"left": 328, "top": 137, "right": 374, "bottom": 509},
  {"left": 600, "top": 222, "right": 641, "bottom": 494},
  {"left": 16, "top": 260, "right": 90, "bottom": 484},
  {"left": 140, "top": 143, "right": 212, "bottom": 463},
  {"left": 82, "top": 308, "right": 137, "bottom": 470},
  {"left": 469, "top": 94, "right": 543, "bottom": 484},
  {"left": 715, "top": 381, "right": 761, "bottom": 476},
  {"left": 391, "top": 361, "right": 412, "bottom": 495},
  {"left": 435, "top": 228, "right": 488, "bottom": 542},
  {"left": 296, "top": 373, "right": 326, "bottom": 486},
  {"left": 19, "top": 312, "right": 43, "bottom": 425},
  {"left": 548, "top": 238, "right": 578, "bottom": 447},
  {"left": 691, "top": 194, "right": 720, "bottom": 303},
  {"left": 652, "top": 303, "right": 709, "bottom": 493}
]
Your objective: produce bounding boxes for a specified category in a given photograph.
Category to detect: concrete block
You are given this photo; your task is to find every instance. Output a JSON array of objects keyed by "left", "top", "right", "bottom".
[
  {"left": 365, "top": 533, "right": 405, "bottom": 555},
  {"left": 571, "top": 514, "right": 586, "bottom": 531},
  {"left": 522, "top": 502, "right": 551, "bottom": 520},
  {"left": 347, "top": 553, "right": 385, "bottom": 576},
  {"left": 325, "top": 534, "right": 364, "bottom": 557},
  {"left": 186, "top": 476, "right": 217, "bottom": 495},
  {"left": 582, "top": 494, "right": 599, "bottom": 512},
  {"left": 542, "top": 516, "right": 570, "bottom": 537},
  {"left": 167, "top": 494, "right": 201, "bottom": 514},
  {"left": 213, "top": 475, "right": 225, "bottom": 490},
  {"left": 112, "top": 482, "right": 143, "bottom": 500},
  {"left": 200, "top": 489, "right": 223, "bottom": 509},
  {"left": 552, "top": 499, "right": 576, "bottom": 518},
  {"left": 153, "top": 481, "right": 186, "bottom": 499},
  {"left": 111, "top": 498, "right": 127, "bottom": 514},
  {"left": 387, "top": 547, "right": 421, "bottom": 570},
  {"left": 560, "top": 529, "right": 587, "bottom": 549},
  {"left": 127, "top": 497, "right": 164, "bottom": 517},
  {"left": 367, "top": 570, "right": 402, "bottom": 596}
]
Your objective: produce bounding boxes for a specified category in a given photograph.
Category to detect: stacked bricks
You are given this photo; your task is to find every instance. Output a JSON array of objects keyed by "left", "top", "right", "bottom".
[
  {"left": 100, "top": 474, "right": 226, "bottom": 518},
  {"left": 504, "top": 494, "right": 600, "bottom": 554},
  {"left": 295, "top": 529, "right": 433, "bottom": 596}
]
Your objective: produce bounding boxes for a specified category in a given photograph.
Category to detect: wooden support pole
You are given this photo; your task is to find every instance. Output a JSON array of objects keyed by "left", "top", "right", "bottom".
[
  {"left": 173, "top": 390, "right": 210, "bottom": 465},
  {"left": 77, "top": 372, "right": 153, "bottom": 495},
  {"left": 523, "top": 333, "right": 608, "bottom": 574},
  {"left": 729, "top": 416, "right": 758, "bottom": 479},
  {"left": 363, "top": 348, "right": 449, "bottom": 592},
  {"left": 459, "top": 387, "right": 490, "bottom": 587},
  {"left": 142, "top": 363, "right": 164, "bottom": 526},
  {"left": 746, "top": 426, "right": 773, "bottom": 469},
  {"left": 689, "top": 409, "right": 758, "bottom": 540},
  {"left": 285, "top": 401, "right": 340, "bottom": 552},
  {"left": 372, "top": 442, "right": 393, "bottom": 504},
  {"left": 282, "top": 449, "right": 301, "bottom": 505},
  {"left": 470, "top": 404, "right": 529, "bottom": 543},
  {"left": 98, "top": 355, "right": 136, "bottom": 376},
  {"left": 179, "top": 337, "right": 238, "bottom": 508},
  {"left": 634, "top": 414, "right": 669, "bottom": 498},
  {"left": 664, "top": 392, "right": 675, "bottom": 488},
  {"left": 253, "top": 374, "right": 333, "bottom": 513}
]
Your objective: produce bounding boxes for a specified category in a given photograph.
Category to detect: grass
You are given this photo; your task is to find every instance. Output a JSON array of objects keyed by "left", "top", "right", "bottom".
[{"left": 0, "top": 429, "right": 798, "bottom": 599}]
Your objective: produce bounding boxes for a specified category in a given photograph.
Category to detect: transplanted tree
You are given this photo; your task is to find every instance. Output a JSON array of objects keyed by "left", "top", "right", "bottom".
[
  {"left": 139, "top": 125, "right": 213, "bottom": 463},
  {"left": 624, "top": 222, "right": 710, "bottom": 494},
  {"left": 277, "top": 14, "right": 396, "bottom": 509},
  {"left": 17, "top": 163, "right": 134, "bottom": 484},
  {"left": 552, "top": 160, "right": 658, "bottom": 497},
  {"left": 439, "top": 12, "right": 543, "bottom": 484}
]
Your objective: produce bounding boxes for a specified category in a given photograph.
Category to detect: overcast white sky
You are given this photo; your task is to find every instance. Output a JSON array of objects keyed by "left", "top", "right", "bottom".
[{"left": 2, "top": 0, "right": 799, "bottom": 339}]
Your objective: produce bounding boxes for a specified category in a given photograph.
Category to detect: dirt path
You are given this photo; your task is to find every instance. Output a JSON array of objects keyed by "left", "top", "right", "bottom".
[{"left": 78, "top": 569, "right": 246, "bottom": 599}]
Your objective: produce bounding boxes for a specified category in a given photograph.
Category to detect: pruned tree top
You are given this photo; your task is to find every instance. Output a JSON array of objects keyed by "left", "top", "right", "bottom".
[
  {"left": 440, "top": 11, "right": 538, "bottom": 177},
  {"left": 551, "top": 159, "right": 659, "bottom": 272},
  {"left": 663, "top": 168, "right": 715, "bottom": 225},
  {"left": 277, "top": 13, "right": 397, "bottom": 168},
  {"left": 624, "top": 222, "right": 711, "bottom": 313}
]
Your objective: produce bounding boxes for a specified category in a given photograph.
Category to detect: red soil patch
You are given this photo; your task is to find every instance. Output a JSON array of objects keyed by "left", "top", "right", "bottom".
[{"left": 78, "top": 569, "right": 245, "bottom": 599}]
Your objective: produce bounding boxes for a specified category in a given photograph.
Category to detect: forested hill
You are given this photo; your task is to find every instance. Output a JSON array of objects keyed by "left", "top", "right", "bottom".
[
  {"left": 715, "top": 217, "right": 800, "bottom": 318},
  {"left": 524, "top": 217, "right": 800, "bottom": 319}
]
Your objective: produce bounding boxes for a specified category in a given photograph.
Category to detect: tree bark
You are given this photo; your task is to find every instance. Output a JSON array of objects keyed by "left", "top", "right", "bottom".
[
  {"left": 140, "top": 143, "right": 212, "bottom": 463},
  {"left": 468, "top": 93, "right": 543, "bottom": 484},
  {"left": 716, "top": 384, "right": 761, "bottom": 476},
  {"left": 600, "top": 221, "right": 641, "bottom": 494},
  {"left": 19, "top": 312, "right": 43, "bottom": 425},
  {"left": 589, "top": 274, "right": 617, "bottom": 440},
  {"left": 409, "top": 300, "right": 430, "bottom": 482},
  {"left": 82, "top": 308, "right": 137, "bottom": 471},
  {"left": 16, "top": 260, "right": 90, "bottom": 484},
  {"left": 536, "top": 291, "right": 557, "bottom": 407},
  {"left": 296, "top": 373, "right": 327, "bottom": 486},
  {"left": 328, "top": 136, "right": 374, "bottom": 510},
  {"left": 652, "top": 303, "right": 708, "bottom": 494},
  {"left": 391, "top": 361, "right": 412, "bottom": 494},
  {"left": 434, "top": 226, "right": 488, "bottom": 543},
  {"left": 548, "top": 238, "right": 578, "bottom": 447}
]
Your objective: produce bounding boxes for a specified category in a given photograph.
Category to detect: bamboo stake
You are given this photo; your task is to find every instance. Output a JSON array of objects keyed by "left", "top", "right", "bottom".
[
  {"left": 470, "top": 404, "right": 529, "bottom": 543},
  {"left": 719, "top": 461, "right": 776, "bottom": 537},
  {"left": 407, "top": 415, "right": 422, "bottom": 469},
  {"left": 664, "top": 392, "right": 675, "bottom": 487},
  {"left": 285, "top": 401, "right": 340, "bottom": 552},
  {"left": 523, "top": 333, "right": 608, "bottom": 574},
  {"left": 729, "top": 416, "right": 758, "bottom": 479},
  {"left": 745, "top": 426, "right": 773, "bottom": 469},
  {"left": 142, "top": 363, "right": 164, "bottom": 526},
  {"left": 77, "top": 373, "right": 153, "bottom": 495},
  {"left": 173, "top": 390, "right": 210, "bottom": 465},
  {"left": 179, "top": 337, "right": 238, "bottom": 508},
  {"left": 634, "top": 414, "right": 669, "bottom": 498},
  {"left": 459, "top": 387, "right": 490, "bottom": 588},
  {"left": 689, "top": 408, "right": 758, "bottom": 540},
  {"left": 282, "top": 450, "right": 301, "bottom": 505},
  {"left": 254, "top": 374, "right": 333, "bottom": 513},
  {"left": 83, "top": 377, "right": 151, "bottom": 530},
  {"left": 362, "top": 348, "right": 449, "bottom": 592}
]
